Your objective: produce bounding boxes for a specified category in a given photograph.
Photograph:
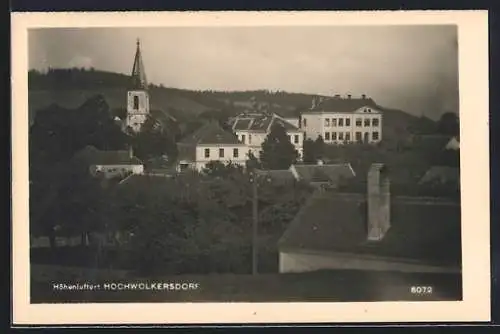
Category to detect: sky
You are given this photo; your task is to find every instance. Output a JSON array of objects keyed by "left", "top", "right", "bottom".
[{"left": 29, "top": 26, "right": 459, "bottom": 119}]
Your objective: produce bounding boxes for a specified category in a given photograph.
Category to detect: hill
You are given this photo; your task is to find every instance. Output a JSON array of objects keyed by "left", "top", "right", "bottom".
[{"left": 28, "top": 68, "right": 437, "bottom": 141}]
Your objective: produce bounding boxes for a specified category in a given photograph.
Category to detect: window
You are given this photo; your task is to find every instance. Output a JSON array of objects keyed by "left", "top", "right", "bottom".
[
  {"left": 332, "top": 132, "right": 337, "bottom": 140},
  {"left": 325, "top": 132, "right": 330, "bottom": 141},
  {"left": 356, "top": 132, "right": 362, "bottom": 141},
  {"left": 332, "top": 118, "right": 337, "bottom": 126},
  {"left": 372, "top": 132, "right": 380, "bottom": 141},
  {"left": 133, "top": 95, "right": 139, "bottom": 110},
  {"left": 372, "top": 118, "right": 379, "bottom": 126},
  {"left": 346, "top": 133, "right": 351, "bottom": 141},
  {"left": 303, "top": 118, "right": 307, "bottom": 127},
  {"left": 233, "top": 148, "right": 239, "bottom": 158},
  {"left": 325, "top": 118, "right": 330, "bottom": 127},
  {"left": 241, "top": 134, "right": 246, "bottom": 143},
  {"left": 346, "top": 118, "right": 351, "bottom": 126},
  {"left": 219, "top": 148, "right": 224, "bottom": 158},
  {"left": 204, "top": 148, "right": 210, "bottom": 158},
  {"left": 338, "top": 118, "right": 344, "bottom": 127},
  {"left": 248, "top": 135, "right": 252, "bottom": 144},
  {"left": 338, "top": 132, "right": 344, "bottom": 140},
  {"left": 364, "top": 119, "right": 370, "bottom": 127},
  {"left": 356, "top": 118, "right": 362, "bottom": 126},
  {"left": 294, "top": 135, "right": 299, "bottom": 144}
]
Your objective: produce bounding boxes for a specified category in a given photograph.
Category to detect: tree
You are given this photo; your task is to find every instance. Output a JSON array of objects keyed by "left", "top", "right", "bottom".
[
  {"left": 302, "top": 136, "right": 325, "bottom": 164},
  {"left": 132, "top": 115, "right": 178, "bottom": 164},
  {"left": 202, "top": 160, "right": 243, "bottom": 178},
  {"left": 259, "top": 123, "right": 299, "bottom": 170},
  {"left": 245, "top": 152, "right": 262, "bottom": 171},
  {"left": 437, "top": 112, "right": 459, "bottom": 137}
]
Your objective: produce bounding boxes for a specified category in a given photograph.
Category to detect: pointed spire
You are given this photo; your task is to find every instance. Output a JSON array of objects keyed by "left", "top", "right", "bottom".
[{"left": 131, "top": 38, "right": 148, "bottom": 90}]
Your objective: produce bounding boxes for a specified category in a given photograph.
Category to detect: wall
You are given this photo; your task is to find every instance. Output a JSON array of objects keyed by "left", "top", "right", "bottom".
[
  {"left": 194, "top": 144, "right": 249, "bottom": 171},
  {"left": 235, "top": 130, "right": 303, "bottom": 159},
  {"left": 279, "top": 251, "right": 458, "bottom": 274},
  {"left": 127, "top": 90, "right": 150, "bottom": 132},
  {"left": 90, "top": 164, "right": 144, "bottom": 179}
]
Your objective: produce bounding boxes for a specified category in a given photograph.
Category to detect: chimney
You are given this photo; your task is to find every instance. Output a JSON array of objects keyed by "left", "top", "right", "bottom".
[
  {"left": 367, "top": 163, "right": 391, "bottom": 241},
  {"left": 361, "top": 94, "right": 366, "bottom": 99},
  {"left": 334, "top": 94, "right": 341, "bottom": 99},
  {"left": 311, "top": 97, "right": 317, "bottom": 109},
  {"left": 347, "top": 94, "right": 352, "bottom": 99}
]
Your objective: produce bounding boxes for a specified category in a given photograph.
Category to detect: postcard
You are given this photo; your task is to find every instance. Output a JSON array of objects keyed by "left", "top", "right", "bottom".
[{"left": 11, "top": 10, "right": 490, "bottom": 325}]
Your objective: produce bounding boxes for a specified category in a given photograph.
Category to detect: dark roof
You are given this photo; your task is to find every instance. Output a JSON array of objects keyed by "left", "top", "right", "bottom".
[
  {"left": 231, "top": 112, "right": 300, "bottom": 132},
  {"left": 178, "top": 121, "right": 243, "bottom": 145},
  {"left": 278, "top": 191, "right": 461, "bottom": 267},
  {"left": 255, "top": 169, "right": 296, "bottom": 185},
  {"left": 291, "top": 163, "right": 356, "bottom": 185},
  {"left": 307, "top": 97, "right": 380, "bottom": 113},
  {"left": 72, "top": 146, "right": 142, "bottom": 166},
  {"left": 419, "top": 166, "right": 460, "bottom": 185}
]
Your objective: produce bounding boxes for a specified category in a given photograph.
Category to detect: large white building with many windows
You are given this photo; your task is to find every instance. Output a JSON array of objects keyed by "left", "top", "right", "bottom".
[{"left": 300, "top": 94, "right": 383, "bottom": 144}]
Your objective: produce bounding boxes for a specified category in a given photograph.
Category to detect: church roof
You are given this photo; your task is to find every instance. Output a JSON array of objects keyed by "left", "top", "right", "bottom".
[
  {"left": 178, "top": 121, "right": 243, "bottom": 146},
  {"left": 131, "top": 39, "right": 148, "bottom": 90},
  {"left": 278, "top": 190, "right": 462, "bottom": 267}
]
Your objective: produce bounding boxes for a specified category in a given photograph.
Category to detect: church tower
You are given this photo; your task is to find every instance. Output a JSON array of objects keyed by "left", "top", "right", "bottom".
[{"left": 126, "top": 38, "right": 150, "bottom": 133}]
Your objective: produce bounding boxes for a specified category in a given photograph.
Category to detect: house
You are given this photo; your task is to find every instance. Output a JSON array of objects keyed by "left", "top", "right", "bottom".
[
  {"left": 229, "top": 111, "right": 304, "bottom": 159},
  {"left": 419, "top": 166, "right": 460, "bottom": 187},
  {"left": 125, "top": 39, "right": 150, "bottom": 133},
  {"left": 278, "top": 163, "right": 461, "bottom": 274},
  {"left": 300, "top": 94, "right": 383, "bottom": 144},
  {"left": 289, "top": 162, "right": 356, "bottom": 188},
  {"left": 176, "top": 121, "right": 249, "bottom": 172},
  {"left": 72, "top": 145, "right": 144, "bottom": 179}
]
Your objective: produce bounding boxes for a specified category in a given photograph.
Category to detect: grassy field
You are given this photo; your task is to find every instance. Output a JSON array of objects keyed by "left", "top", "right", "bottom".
[{"left": 31, "top": 267, "right": 462, "bottom": 303}]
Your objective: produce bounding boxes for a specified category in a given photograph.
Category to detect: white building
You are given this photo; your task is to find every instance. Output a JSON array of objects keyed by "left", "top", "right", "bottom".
[
  {"left": 126, "top": 39, "right": 150, "bottom": 133},
  {"left": 300, "top": 94, "right": 383, "bottom": 144},
  {"left": 229, "top": 111, "right": 304, "bottom": 159},
  {"left": 72, "top": 145, "right": 144, "bottom": 179},
  {"left": 176, "top": 121, "right": 249, "bottom": 172}
]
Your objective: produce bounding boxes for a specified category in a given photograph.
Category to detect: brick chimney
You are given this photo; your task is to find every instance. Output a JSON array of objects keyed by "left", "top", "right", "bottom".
[
  {"left": 347, "top": 94, "right": 352, "bottom": 99},
  {"left": 361, "top": 94, "right": 366, "bottom": 99},
  {"left": 367, "top": 163, "right": 391, "bottom": 241}
]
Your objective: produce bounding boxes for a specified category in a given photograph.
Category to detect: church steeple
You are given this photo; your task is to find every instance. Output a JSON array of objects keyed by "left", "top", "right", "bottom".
[
  {"left": 126, "top": 38, "right": 150, "bottom": 133},
  {"left": 131, "top": 38, "right": 148, "bottom": 90}
]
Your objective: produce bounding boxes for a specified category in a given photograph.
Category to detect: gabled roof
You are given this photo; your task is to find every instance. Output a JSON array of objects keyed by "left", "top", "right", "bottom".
[
  {"left": 72, "top": 145, "right": 142, "bottom": 166},
  {"left": 290, "top": 163, "right": 356, "bottom": 186},
  {"left": 231, "top": 112, "right": 300, "bottom": 132},
  {"left": 306, "top": 96, "right": 379, "bottom": 113},
  {"left": 278, "top": 191, "right": 461, "bottom": 267},
  {"left": 178, "top": 121, "right": 243, "bottom": 145},
  {"left": 419, "top": 166, "right": 460, "bottom": 185}
]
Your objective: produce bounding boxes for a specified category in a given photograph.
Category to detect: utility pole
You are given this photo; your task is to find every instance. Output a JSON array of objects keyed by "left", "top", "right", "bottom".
[{"left": 251, "top": 176, "right": 258, "bottom": 275}]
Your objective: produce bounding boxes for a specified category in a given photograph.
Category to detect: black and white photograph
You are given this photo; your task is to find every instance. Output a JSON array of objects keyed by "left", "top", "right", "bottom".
[{"left": 12, "top": 11, "right": 490, "bottom": 324}]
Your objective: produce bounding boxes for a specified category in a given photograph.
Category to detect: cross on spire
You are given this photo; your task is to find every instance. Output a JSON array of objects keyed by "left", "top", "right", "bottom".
[{"left": 131, "top": 38, "right": 148, "bottom": 90}]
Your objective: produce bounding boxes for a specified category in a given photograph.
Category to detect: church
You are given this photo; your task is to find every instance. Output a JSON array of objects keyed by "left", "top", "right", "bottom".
[{"left": 124, "top": 39, "right": 150, "bottom": 133}]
